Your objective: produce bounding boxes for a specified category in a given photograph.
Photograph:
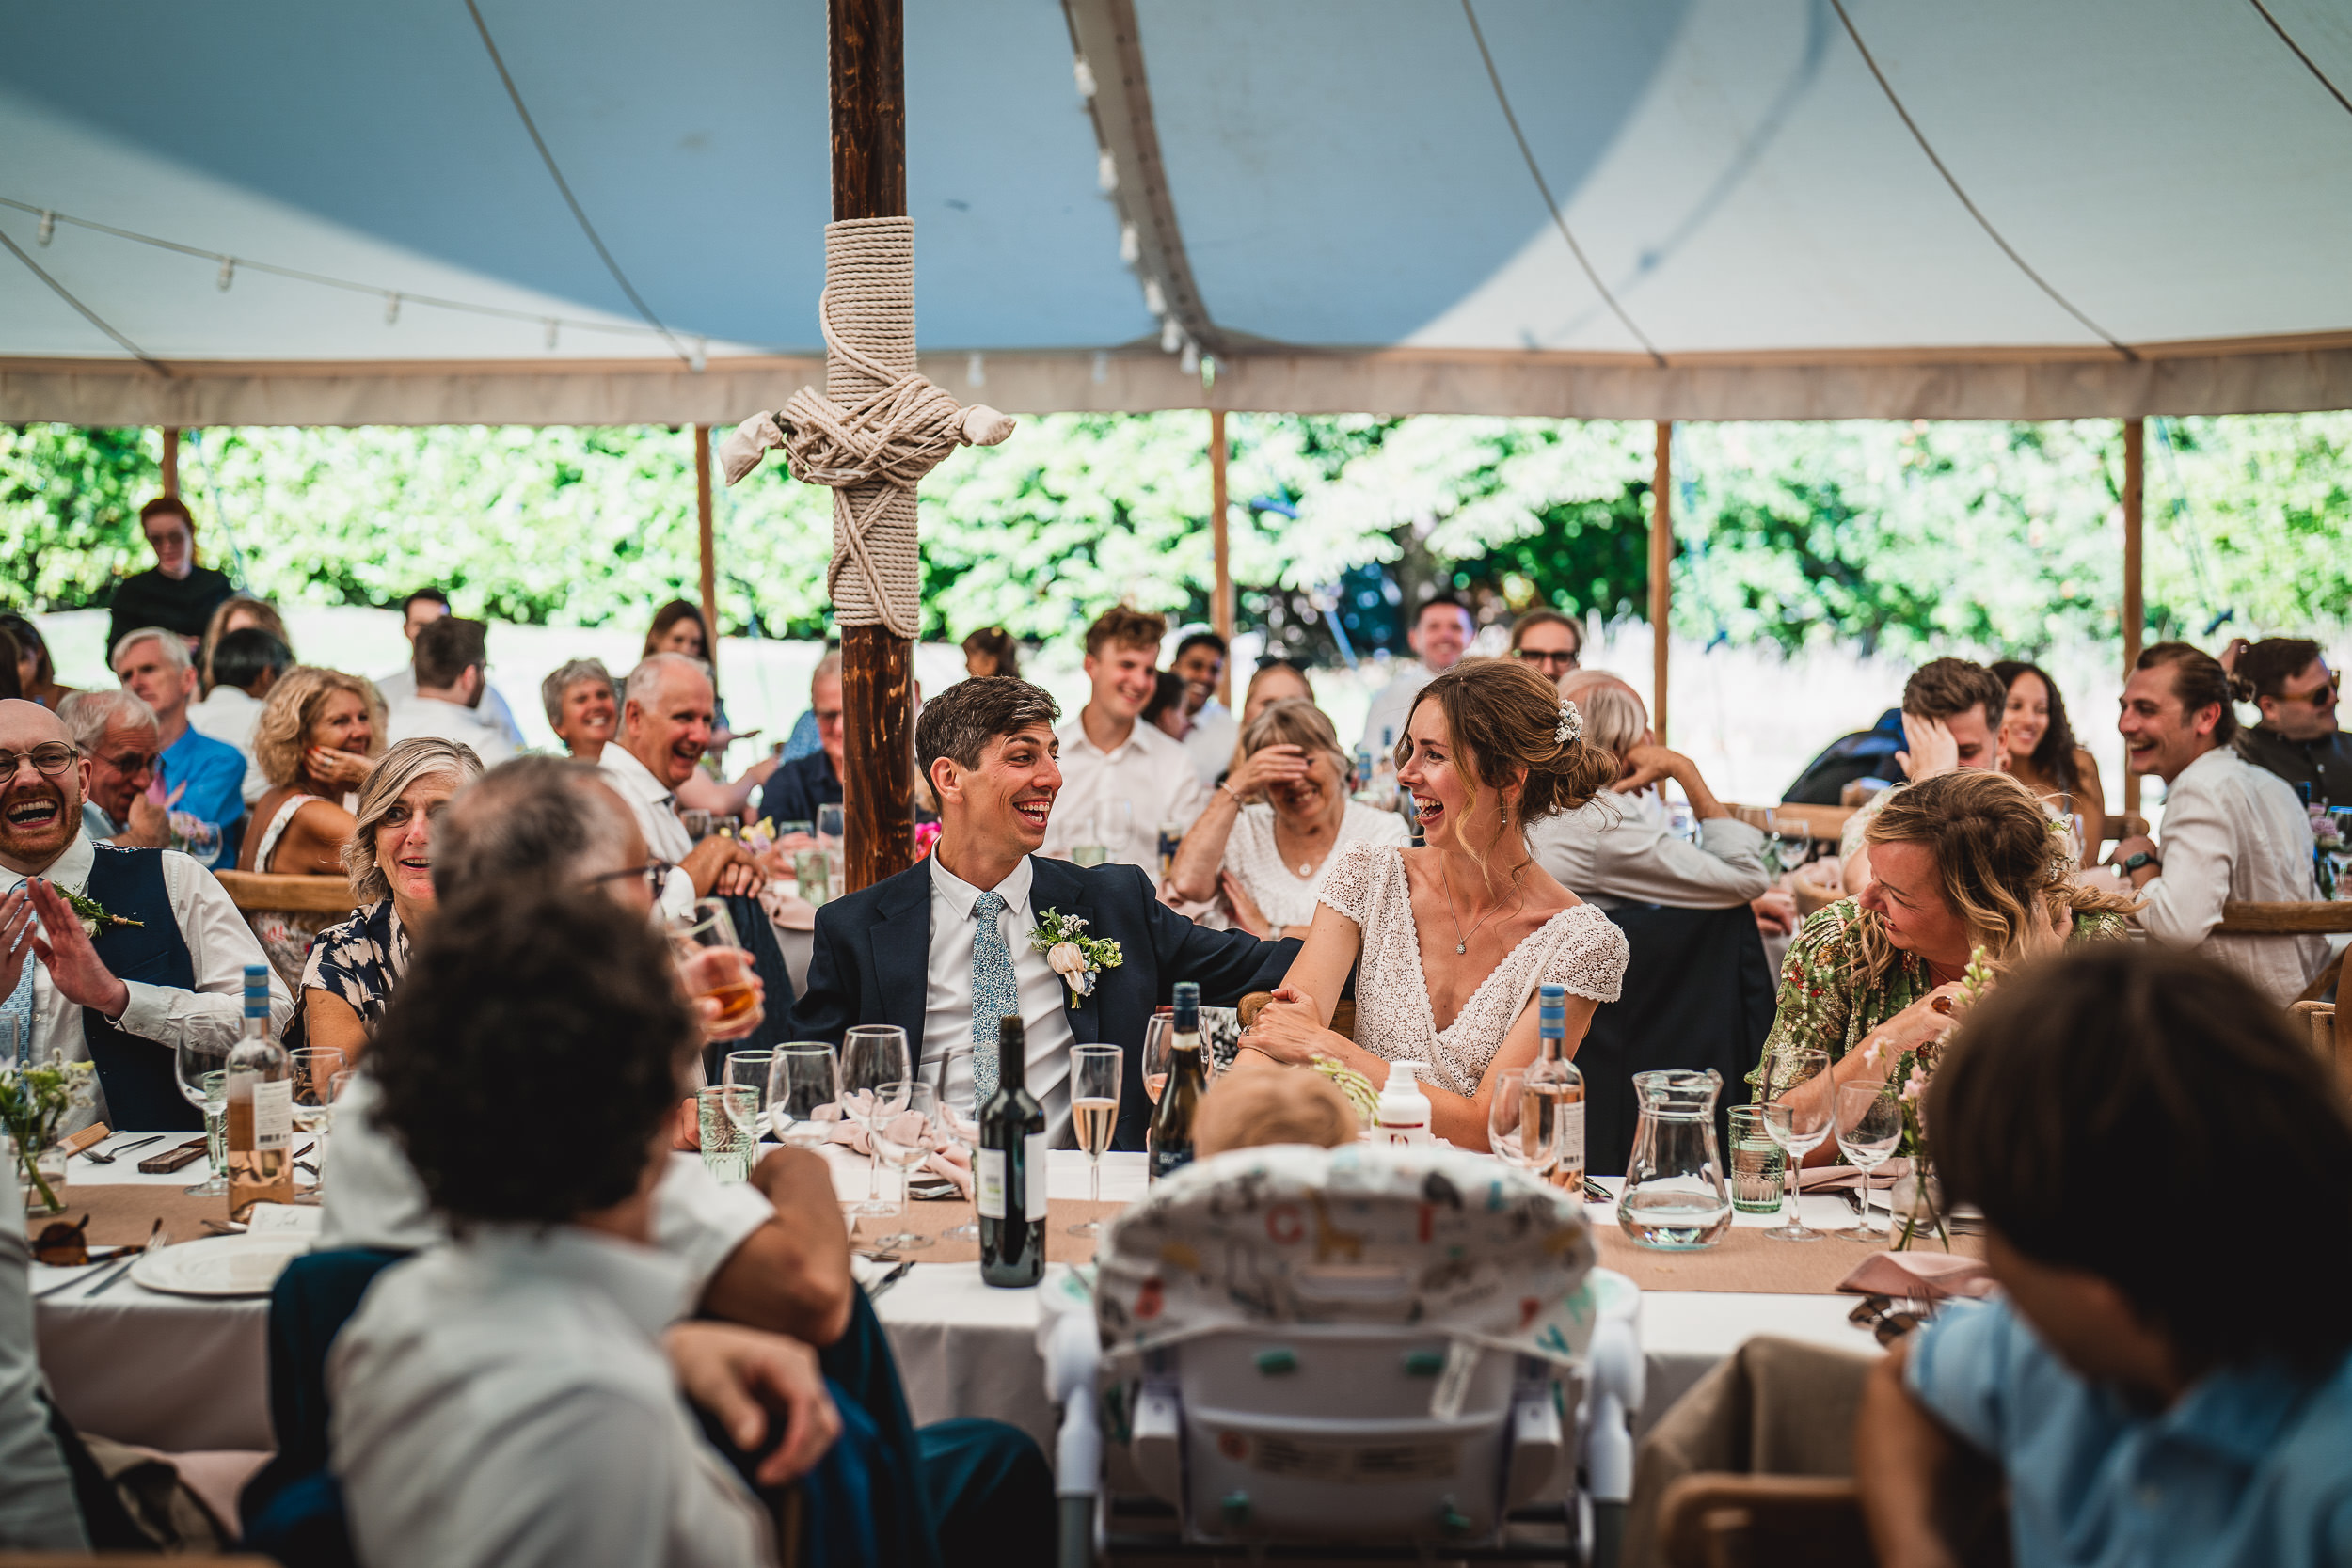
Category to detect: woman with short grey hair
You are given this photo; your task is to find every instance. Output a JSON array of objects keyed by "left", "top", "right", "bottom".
[
  {"left": 540, "top": 658, "right": 618, "bottom": 762},
  {"left": 298, "top": 737, "right": 485, "bottom": 1060}
]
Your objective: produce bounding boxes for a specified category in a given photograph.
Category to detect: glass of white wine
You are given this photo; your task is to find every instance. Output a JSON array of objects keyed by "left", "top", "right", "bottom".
[
  {"left": 1140, "top": 1010, "right": 1172, "bottom": 1106},
  {"left": 1068, "top": 1044, "right": 1122, "bottom": 1236},
  {"left": 287, "top": 1047, "right": 347, "bottom": 1204},
  {"left": 839, "top": 1026, "right": 910, "bottom": 1217}
]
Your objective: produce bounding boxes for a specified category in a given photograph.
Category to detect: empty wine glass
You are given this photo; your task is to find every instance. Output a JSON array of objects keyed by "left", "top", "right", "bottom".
[
  {"left": 288, "top": 1047, "right": 346, "bottom": 1204},
  {"left": 839, "top": 1026, "right": 910, "bottom": 1217},
  {"left": 766, "top": 1044, "right": 839, "bottom": 1151},
  {"left": 1140, "top": 1009, "right": 1172, "bottom": 1105},
  {"left": 723, "top": 1049, "right": 777, "bottom": 1154},
  {"left": 1068, "top": 1044, "right": 1121, "bottom": 1235},
  {"left": 1833, "top": 1081, "right": 1906, "bottom": 1242},
  {"left": 175, "top": 1038, "right": 231, "bottom": 1196},
  {"left": 933, "top": 1100, "right": 980, "bottom": 1243},
  {"left": 866, "top": 1081, "right": 938, "bottom": 1253},
  {"left": 1760, "top": 1047, "right": 1833, "bottom": 1243},
  {"left": 1486, "top": 1068, "right": 1557, "bottom": 1179}
]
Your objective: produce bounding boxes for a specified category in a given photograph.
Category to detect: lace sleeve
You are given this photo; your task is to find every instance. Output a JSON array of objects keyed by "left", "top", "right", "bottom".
[
  {"left": 1545, "top": 911, "right": 1629, "bottom": 1004},
  {"left": 1314, "top": 839, "right": 1391, "bottom": 927}
]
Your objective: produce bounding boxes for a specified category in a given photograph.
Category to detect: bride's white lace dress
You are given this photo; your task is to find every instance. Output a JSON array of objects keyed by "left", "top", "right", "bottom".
[{"left": 1315, "top": 840, "right": 1629, "bottom": 1097}]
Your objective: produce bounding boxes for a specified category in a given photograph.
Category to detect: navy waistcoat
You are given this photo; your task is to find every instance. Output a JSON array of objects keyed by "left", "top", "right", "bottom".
[{"left": 81, "top": 846, "right": 204, "bottom": 1131}]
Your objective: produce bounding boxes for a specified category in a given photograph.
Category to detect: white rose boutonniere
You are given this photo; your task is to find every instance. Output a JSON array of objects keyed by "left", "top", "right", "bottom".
[
  {"left": 59, "top": 887, "right": 141, "bottom": 940},
  {"left": 1031, "top": 910, "right": 1122, "bottom": 1010}
]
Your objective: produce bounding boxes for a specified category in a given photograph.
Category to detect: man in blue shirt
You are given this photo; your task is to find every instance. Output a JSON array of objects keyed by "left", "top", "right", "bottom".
[
  {"left": 1856, "top": 943, "right": 2352, "bottom": 1568},
  {"left": 110, "top": 627, "right": 245, "bottom": 866}
]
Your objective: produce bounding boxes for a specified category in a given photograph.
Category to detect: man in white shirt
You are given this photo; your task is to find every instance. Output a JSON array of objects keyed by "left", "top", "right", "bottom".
[
  {"left": 382, "top": 616, "right": 518, "bottom": 768},
  {"left": 187, "top": 626, "right": 288, "bottom": 807},
  {"left": 599, "top": 655, "right": 759, "bottom": 917},
  {"left": 330, "top": 885, "right": 834, "bottom": 1568},
  {"left": 374, "top": 588, "right": 527, "bottom": 751},
  {"left": 793, "top": 676, "right": 1296, "bottom": 1149},
  {"left": 1359, "top": 594, "right": 1473, "bottom": 758},
  {"left": 1039, "top": 606, "right": 1209, "bottom": 873},
  {"left": 2108, "top": 642, "right": 2326, "bottom": 1005},
  {"left": 0, "top": 699, "right": 290, "bottom": 1132},
  {"left": 1172, "top": 630, "right": 1238, "bottom": 787}
]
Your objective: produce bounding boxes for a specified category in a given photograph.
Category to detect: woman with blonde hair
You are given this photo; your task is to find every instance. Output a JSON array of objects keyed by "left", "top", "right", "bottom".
[
  {"left": 1168, "top": 696, "right": 1409, "bottom": 941},
  {"left": 300, "top": 738, "right": 485, "bottom": 1059},
  {"left": 1234, "top": 658, "right": 1630, "bottom": 1148},
  {"left": 1757, "top": 768, "right": 2137, "bottom": 1117},
  {"left": 236, "top": 666, "right": 387, "bottom": 980}
]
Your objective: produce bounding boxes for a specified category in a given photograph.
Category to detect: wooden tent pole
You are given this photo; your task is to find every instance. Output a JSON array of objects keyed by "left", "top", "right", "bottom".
[
  {"left": 1210, "top": 409, "right": 1232, "bottom": 708},
  {"left": 160, "top": 428, "right": 180, "bottom": 496},
  {"left": 694, "top": 424, "right": 719, "bottom": 684},
  {"left": 1651, "top": 420, "right": 1673, "bottom": 746},
  {"left": 831, "top": 0, "right": 914, "bottom": 893},
  {"left": 2122, "top": 416, "right": 2145, "bottom": 818}
]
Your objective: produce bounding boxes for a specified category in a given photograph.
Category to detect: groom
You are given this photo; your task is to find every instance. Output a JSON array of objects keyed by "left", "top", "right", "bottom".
[{"left": 790, "top": 678, "right": 1297, "bottom": 1150}]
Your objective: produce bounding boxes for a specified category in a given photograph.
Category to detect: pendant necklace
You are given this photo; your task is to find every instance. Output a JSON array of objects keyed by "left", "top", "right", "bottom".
[{"left": 1438, "top": 858, "right": 1502, "bottom": 956}]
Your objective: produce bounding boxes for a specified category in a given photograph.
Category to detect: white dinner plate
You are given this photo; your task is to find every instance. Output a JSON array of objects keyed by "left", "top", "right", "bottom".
[{"left": 128, "top": 1233, "right": 312, "bottom": 1298}]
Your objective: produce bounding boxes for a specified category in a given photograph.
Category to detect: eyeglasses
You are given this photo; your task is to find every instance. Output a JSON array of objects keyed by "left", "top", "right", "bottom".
[
  {"left": 1513, "top": 648, "right": 1579, "bottom": 670},
  {"left": 0, "top": 745, "right": 78, "bottom": 779},
  {"left": 96, "top": 751, "right": 159, "bottom": 776},
  {"left": 581, "top": 859, "right": 675, "bottom": 899}
]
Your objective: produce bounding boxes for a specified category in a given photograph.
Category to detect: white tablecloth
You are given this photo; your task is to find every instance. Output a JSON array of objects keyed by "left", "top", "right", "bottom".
[{"left": 31, "top": 1140, "right": 1879, "bottom": 1456}]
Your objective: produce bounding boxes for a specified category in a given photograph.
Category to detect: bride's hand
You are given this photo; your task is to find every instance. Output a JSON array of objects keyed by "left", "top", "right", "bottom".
[{"left": 1241, "top": 985, "right": 1329, "bottom": 1066}]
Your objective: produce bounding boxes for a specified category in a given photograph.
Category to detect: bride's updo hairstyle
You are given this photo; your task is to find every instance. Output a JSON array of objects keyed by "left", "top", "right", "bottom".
[{"left": 1403, "top": 657, "right": 1617, "bottom": 859}]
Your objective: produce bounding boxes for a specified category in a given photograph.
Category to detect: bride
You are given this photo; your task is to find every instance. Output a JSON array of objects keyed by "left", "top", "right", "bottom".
[{"left": 1235, "top": 657, "right": 1629, "bottom": 1148}]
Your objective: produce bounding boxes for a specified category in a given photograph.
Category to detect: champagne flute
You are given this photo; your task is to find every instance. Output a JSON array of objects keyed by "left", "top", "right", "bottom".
[
  {"left": 1068, "top": 1044, "right": 1121, "bottom": 1235},
  {"left": 1140, "top": 1010, "right": 1172, "bottom": 1105},
  {"left": 287, "top": 1047, "right": 347, "bottom": 1204},
  {"left": 1760, "top": 1048, "right": 1833, "bottom": 1242},
  {"left": 1486, "top": 1068, "right": 1556, "bottom": 1178},
  {"left": 766, "top": 1044, "right": 840, "bottom": 1151},
  {"left": 866, "top": 1081, "right": 940, "bottom": 1253},
  {"left": 669, "top": 899, "right": 764, "bottom": 1039},
  {"left": 839, "top": 1026, "right": 910, "bottom": 1217},
  {"left": 175, "top": 1037, "right": 231, "bottom": 1196},
  {"left": 1833, "top": 1081, "right": 1905, "bottom": 1242},
  {"left": 934, "top": 1100, "right": 981, "bottom": 1243}
]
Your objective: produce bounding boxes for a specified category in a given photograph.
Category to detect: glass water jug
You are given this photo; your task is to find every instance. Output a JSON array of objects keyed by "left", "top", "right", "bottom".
[{"left": 1616, "top": 1069, "right": 1734, "bottom": 1250}]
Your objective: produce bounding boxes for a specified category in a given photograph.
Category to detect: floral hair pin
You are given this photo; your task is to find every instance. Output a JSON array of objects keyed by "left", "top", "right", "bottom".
[{"left": 1555, "top": 700, "right": 1582, "bottom": 745}]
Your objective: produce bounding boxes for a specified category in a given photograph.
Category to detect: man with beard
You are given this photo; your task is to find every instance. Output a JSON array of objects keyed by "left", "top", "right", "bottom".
[{"left": 0, "top": 700, "right": 290, "bottom": 1132}]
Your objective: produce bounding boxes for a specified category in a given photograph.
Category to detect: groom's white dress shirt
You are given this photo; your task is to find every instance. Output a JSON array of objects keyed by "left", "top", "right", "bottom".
[{"left": 921, "top": 853, "right": 1078, "bottom": 1146}]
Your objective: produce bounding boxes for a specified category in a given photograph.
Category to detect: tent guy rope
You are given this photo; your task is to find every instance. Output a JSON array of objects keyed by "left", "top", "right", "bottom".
[{"left": 718, "top": 216, "right": 1014, "bottom": 641}]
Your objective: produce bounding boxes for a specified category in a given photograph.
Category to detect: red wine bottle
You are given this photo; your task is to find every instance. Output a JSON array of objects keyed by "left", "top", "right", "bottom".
[{"left": 978, "top": 1015, "right": 1046, "bottom": 1288}]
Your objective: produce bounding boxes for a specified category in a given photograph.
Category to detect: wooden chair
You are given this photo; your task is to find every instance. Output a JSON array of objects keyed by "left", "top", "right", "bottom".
[
  {"left": 2098, "top": 813, "right": 2149, "bottom": 847},
  {"left": 211, "top": 871, "right": 358, "bottom": 919},
  {"left": 1655, "top": 1475, "right": 1875, "bottom": 1568},
  {"left": 2212, "top": 900, "right": 2352, "bottom": 1003},
  {"left": 1729, "top": 802, "right": 1856, "bottom": 845},
  {"left": 1236, "top": 991, "right": 1355, "bottom": 1043},
  {"left": 2288, "top": 1001, "right": 2349, "bottom": 1097}
]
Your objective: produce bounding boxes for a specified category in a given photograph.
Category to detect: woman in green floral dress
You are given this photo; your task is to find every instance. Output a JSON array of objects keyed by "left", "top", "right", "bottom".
[{"left": 1757, "top": 770, "right": 2137, "bottom": 1120}]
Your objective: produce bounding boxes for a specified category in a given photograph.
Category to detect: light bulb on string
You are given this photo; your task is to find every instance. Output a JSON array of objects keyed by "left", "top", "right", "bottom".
[
  {"left": 1073, "top": 56, "right": 1097, "bottom": 99},
  {"left": 1180, "top": 341, "right": 1199, "bottom": 375},
  {"left": 1097, "top": 150, "right": 1118, "bottom": 193},
  {"left": 691, "top": 337, "right": 707, "bottom": 372},
  {"left": 1142, "top": 278, "right": 1166, "bottom": 317},
  {"left": 965, "top": 352, "right": 986, "bottom": 388},
  {"left": 216, "top": 258, "right": 234, "bottom": 292},
  {"left": 1119, "top": 222, "right": 1139, "bottom": 265},
  {"left": 1091, "top": 350, "right": 1110, "bottom": 385},
  {"left": 1160, "top": 317, "right": 1182, "bottom": 354},
  {"left": 37, "top": 212, "right": 55, "bottom": 246},
  {"left": 545, "top": 318, "right": 560, "bottom": 351},
  {"left": 384, "top": 293, "right": 401, "bottom": 325}
]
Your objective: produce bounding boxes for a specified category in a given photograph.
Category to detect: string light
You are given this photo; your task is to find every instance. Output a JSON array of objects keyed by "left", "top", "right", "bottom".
[
  {"left": 544, "top": 318, "right": 559, "bottom": 351},
  {"left": 1119, "top": 221, "right": 1139, "bottom": 265},
  {"left": 384, "top": 293, "right": 401, "bottom": 325},
  {"left": 1091, "top": 350, "right": 1110, "bottom": 384},
  {"left": 965, "top": 352, "right": 986, "bottom": 388},
  {"left": 1097, "top": 150, "right": 1118, "bottom": 193},
  {"left": 1142, "top": 278, "right": 1166, "bottom": 317},
  {"left": 37, "top": 211, "right": 54, "bottom": 246},
  {"left": 1180, "top": 340, "right": 1199, "bottom": 375},
  {"left": 691, "top": 336, "right": 707, "bottom": 372},
  {"left": 1160, "top": 317, "right": 1182, "bottom": 354},
  {"left": 215, "top": 257, "right": 234, "bottom": 292},
  {"left": 1073, "top": 56, "right": 1097, "bottom": 99}
]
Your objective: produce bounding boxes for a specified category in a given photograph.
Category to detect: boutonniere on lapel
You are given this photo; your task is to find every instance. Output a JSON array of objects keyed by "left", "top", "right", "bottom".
[
  {"left": 1032, "top": 911, "right": 1122, "bottom": 1010},
  {"left": 58, "top": 887, "right": 142, "bottom": 940}
]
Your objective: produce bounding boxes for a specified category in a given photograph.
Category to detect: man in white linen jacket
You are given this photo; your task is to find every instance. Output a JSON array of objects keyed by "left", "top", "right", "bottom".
[{"left": 2108, "top": 642, "right": 2325, "bottom": 1005}]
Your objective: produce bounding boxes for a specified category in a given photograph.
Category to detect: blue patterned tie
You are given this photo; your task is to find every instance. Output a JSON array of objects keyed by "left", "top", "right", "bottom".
[
  {"left": 2, "top": 907, "right": 32, "bottom": 1069},
  {"left": 969, "top": 892, "right": 1018, "bottom": 1105}
]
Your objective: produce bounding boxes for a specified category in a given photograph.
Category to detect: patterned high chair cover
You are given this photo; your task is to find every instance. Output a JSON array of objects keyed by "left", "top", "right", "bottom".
[{"left": 1095, "top": 1143, "right": 1597, "bottom": 1369}]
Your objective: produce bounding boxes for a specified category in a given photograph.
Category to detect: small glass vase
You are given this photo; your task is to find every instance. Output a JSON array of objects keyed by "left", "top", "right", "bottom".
[
  {"left": 20, "top": 1137, "right": 68, "bottom": 1217},
  {"left": 1889, "top": 1164, "right": 1948, "bottom": 1252}
]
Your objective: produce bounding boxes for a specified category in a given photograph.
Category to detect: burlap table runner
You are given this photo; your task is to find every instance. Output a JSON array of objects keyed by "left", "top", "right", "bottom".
[
  {"left": 851, "top": 1197, "right": 1122, "bottom": 1266},
  {"left": 24, "top": 1183, "right": 252, "bottom": 1249},
  {"left": 1594, "top": 1224, "right": 1983, "bottom": 1294}
]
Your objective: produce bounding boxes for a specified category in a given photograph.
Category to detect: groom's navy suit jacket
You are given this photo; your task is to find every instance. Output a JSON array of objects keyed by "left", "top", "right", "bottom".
[{"left": 789, "top": 854, "right": 1299, "bottom": 1150}]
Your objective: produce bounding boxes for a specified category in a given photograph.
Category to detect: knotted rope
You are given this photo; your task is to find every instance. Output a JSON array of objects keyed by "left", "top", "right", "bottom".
[{"left": 718, "top": 217, "right": 1015, "bottom": 639}]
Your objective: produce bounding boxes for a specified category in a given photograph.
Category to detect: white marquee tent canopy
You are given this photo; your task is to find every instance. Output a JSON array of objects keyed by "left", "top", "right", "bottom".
[{"left": 5, "top": 0, "right": 2351, "bottom": 427}]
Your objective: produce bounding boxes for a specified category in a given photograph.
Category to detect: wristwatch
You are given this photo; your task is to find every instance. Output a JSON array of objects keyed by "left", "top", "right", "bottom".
[{"left": 2120, "top": 850, "right": 2159, "bottom": 875}]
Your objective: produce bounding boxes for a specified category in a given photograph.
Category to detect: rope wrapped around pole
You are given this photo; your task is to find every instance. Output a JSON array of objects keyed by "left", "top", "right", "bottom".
[{"left": 717, "top": 216, "right": 1015, "bottom": 640}]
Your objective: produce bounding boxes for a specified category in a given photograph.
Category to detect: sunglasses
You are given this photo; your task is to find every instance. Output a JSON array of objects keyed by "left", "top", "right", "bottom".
[
  {"left": 1847, "top": 1293, "right": 1934, "bottom": 1347},
  {"left": 1513, "top": 648, "right": 1579, "bottom": 669}
]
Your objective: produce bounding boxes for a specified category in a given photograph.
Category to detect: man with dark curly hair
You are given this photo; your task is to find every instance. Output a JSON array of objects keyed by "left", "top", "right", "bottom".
[{"left": 330, "top": 886, "right": 836, "bottom": 1567}]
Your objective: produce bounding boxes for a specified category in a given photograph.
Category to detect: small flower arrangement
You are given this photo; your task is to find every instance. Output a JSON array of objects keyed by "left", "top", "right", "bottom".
[
  {"left": 2312, "top": 804, "right": 2344, "bottom": 853},
  {"left": 1032, "top": 910, "right": 1122, "bottom": 1009},
  {"left": 60, "top": 888, "right": 140, "bottom": 939},
  {"left": 1864, "top": 946, "right": 1995, "bottom": 1249},
  {"left": 0, "top": 1053, "right": 97, "bottom": 1212}
]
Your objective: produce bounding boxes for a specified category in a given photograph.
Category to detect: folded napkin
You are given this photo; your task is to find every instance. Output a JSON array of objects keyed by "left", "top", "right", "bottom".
[
  {"left": 1795, "top": 1159, "right": 1913, "bottom": 1192},
  {"left": 757, "top": 882, "right": 818, "bottom": 932},
  {"left": 816, "top": 1098, "right": 975, "bottom": 1200},
  {"left": 1838, "top": 1250, "right": 1995, "bottom": 1302}
]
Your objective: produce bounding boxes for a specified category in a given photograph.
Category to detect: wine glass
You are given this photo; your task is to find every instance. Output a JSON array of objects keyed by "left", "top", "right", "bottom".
[
  {"left": 1759, "top": 1048, "right": 1833, "bottom": 1242},
  {"left": 1068, "top": 1045, "right": 1121, "bottom": 1235},
  {"left": 839, "top": 1026, "right": 911, "bottom": 1217},
  {"left": 723, "top": 1049, "right": 777, "bottom": 1154},
  {"left": 933, "top": 1100, "right": 981, "bottom": 1243},
  {"left": 1833, "top": 1081, "right": 1906, "bottom": 1242},
  {"left": 669, "top": 900, "right": 763, "bottom": 1039},
  {"left": 766, "top": 1044, "right": 840, "bottom": 1151},
  {"left": 175, "top": 1037, "right": 231, "bottom": 1196},
  {"left": 1140, "top": 1010, "right": 1172, "bottom": 1105},
  {"left": 1486, "top": 1069, "right": 1556, "bottom": 1179},
  {"left": 288, "top": 1047, "right": 347, "bottom": 1204},
  {"left": 866, "top": 1081, "right": 940, "bottom": 1253}
]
